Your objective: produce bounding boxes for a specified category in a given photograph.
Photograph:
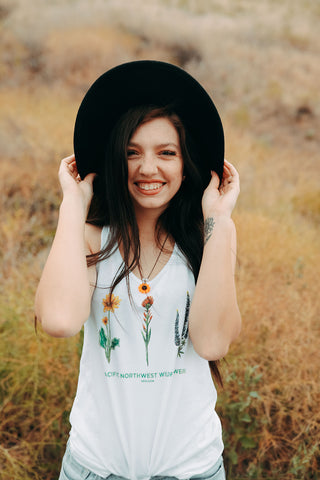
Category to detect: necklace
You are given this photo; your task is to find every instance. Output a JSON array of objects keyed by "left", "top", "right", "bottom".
[{"left": 137, "top": 234, "right": 169, "bottom": 294}]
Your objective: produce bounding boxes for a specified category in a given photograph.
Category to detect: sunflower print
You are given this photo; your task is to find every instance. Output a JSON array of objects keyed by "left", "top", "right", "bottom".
[
  {"left": 138, "top": 282, "right": 151, "bottom": 294},
  {"left": 99, "top": 293, "right": 121, "bottom": 363},
  {"left": 102, "top": 294, "right": 121, "bottom": 313}
]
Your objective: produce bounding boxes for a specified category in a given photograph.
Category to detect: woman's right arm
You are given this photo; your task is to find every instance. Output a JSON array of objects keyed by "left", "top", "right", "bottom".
[{"left": 35, "top": 155, "right": 97, "bottom": 337}]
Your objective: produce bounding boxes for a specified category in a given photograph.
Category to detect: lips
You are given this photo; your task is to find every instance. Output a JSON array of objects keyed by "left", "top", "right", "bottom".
[
  {"left": 137, "top": 182, "right": 164, "bottom": 190},
  {"left": 134, "top": 181, "right": 165, "bottom": 195}
]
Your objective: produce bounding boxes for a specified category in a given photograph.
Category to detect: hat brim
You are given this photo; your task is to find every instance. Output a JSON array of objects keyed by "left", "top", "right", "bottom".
[{"left": 74, "top": 60, "right": 224, "bottom": 185}]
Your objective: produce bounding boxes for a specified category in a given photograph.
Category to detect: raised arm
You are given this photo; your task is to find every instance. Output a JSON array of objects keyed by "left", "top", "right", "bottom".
[
  {"left": 188, "top": 160, "right": 241, "bottom": 361},
  {"left": 35, "top": 155, "right": 97, "bottom": 337}
]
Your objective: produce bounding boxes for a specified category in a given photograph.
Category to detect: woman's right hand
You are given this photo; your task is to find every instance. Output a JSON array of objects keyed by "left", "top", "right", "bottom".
[
  {"left": 58, "top": 154, "right": 96, "bottom": 216},
  {"left": 36, "top": 154, "right": 97, "bottom": 337}
]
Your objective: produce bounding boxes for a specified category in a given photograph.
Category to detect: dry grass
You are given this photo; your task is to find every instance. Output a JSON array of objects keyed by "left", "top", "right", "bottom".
[{"left": 0, "top": 0, "right": 319, "bottom": 478}]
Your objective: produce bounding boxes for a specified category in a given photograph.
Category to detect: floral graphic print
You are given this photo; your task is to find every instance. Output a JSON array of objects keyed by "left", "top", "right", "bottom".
[
  {"left": 99, "top": 293, "right": 121, "bottom": 363},
  {"left": 102, "top": 294, "right": 121, "bottom": 312},
  {"left": 138, "top": 282, "right": 151, "bottom": 294},
  {"left": 175, "top": 291, "right": 190, "bottom": 357},
  {"left": 141, "top": 296, "right": 154, "bottom": 366}
]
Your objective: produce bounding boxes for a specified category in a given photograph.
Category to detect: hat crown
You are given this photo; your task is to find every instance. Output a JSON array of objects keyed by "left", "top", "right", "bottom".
[{"left": 74, "top": 60, "right": 224, "bottom": 185}]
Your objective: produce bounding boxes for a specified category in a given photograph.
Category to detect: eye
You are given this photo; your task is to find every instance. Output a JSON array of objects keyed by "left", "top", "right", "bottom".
[
  {"left": 127, "top": 149, "right": 139, "bottom": 157},
  {"left": 160, "top": 150, "right": 176, "bottom": 156}
]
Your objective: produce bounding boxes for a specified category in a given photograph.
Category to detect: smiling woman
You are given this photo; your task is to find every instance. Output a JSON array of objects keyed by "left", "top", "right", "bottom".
[
  {"left": 127, "top": 117, "right": 184, "bottom": 215},
  {"left": 34, "top": 61, "right": 240, "bottom": 480}
]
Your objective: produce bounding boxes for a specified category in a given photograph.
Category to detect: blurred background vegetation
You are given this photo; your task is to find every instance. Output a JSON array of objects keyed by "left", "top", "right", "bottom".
[{"left": 0, "top": 0, "right": 319, "bottom": 478}]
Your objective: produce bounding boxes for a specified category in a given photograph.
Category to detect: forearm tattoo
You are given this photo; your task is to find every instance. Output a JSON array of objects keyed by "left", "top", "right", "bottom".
[{"left": 204, "top": 217, "right": 215, "bottom": 245}]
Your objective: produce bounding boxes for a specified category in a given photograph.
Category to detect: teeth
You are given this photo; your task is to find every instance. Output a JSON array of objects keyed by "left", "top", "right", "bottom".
[{"left": 137, "top": 183, "right": 163, "bottom": 191}]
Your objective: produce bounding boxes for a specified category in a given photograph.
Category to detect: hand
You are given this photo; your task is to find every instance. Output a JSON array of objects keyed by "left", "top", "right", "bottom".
[
  {"left": 202, "top": 159, "right": 240, "bottom": 218},
  {"left": 58, "top": 154, "right": 96, "bottom": 215}
]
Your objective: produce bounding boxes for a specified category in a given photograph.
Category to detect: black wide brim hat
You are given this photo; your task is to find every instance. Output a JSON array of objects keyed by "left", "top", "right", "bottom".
[{"left": 74, "top": 60, "right": 224, "bottom": 186}]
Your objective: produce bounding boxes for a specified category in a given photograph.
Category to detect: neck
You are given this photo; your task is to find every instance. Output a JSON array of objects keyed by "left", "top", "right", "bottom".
[
  {"left": 121, "top": 208, "right": 173, "bottom": 282},
  {"left": 134, "top": 208, "right": 163, "bottom": 245}
]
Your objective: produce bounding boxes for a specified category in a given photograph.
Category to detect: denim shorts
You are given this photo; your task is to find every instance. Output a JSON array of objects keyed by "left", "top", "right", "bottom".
[{"left": 58, "top": 444, "right": 226, "bottom": 480}]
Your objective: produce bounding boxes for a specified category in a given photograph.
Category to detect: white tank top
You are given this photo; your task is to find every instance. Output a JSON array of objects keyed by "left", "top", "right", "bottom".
[{"left": 69, "top": 226, "right": 223, "bottom": 480}]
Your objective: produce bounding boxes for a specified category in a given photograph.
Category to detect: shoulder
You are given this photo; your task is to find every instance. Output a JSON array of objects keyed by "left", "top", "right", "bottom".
[{"left": 85, "top": 223, "right": 103, "bottom": 254}]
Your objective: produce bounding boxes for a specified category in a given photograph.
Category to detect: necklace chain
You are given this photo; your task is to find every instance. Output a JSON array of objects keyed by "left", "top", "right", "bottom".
[{"left": 137, "top": 234, "right": 169, "bottom": 291}]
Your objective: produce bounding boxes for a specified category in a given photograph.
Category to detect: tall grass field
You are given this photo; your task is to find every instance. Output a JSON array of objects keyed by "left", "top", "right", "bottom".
[{"left": 0, "top": 0, "right": 319, "bottom": 478}]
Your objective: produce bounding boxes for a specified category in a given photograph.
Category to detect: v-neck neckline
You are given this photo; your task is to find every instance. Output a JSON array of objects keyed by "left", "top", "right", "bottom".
[{"left": 115, "top": 243, "right": 177, "bottom": 286}]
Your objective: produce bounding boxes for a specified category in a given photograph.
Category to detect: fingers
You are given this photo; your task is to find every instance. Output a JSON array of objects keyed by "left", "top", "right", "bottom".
[
  {"left": 83, "top": 172, "right": 96, "bottom": 186},
  {"left": 60, "top": 154, "right": 96, "bottom": 185},
  {"left": 209, "top": 160, "right": 238, "bottom": 193},
  {"left": 60, "top": 155, "right": 77, "bottom": 174},
  {"left": 60, "top": 154, "right": 76, "bottom": 171},
  {"left": 62, "top": 154, "right": 75, "bottom": 164},
  {"left": 210, "top": 170, "right": 220, "bottom": 189},
  {"left": 69, "top": 161, "right": 79, "bottom": 182},
  {"left": 224, "top": 159, "right": 239, "bottom": 178},
  {"left": 221, "top": 160, "right": 239, "bottom": 185}
]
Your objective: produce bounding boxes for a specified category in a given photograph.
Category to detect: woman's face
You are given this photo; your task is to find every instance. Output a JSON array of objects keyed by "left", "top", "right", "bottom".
[{"left": 127, "top": 117, "right": 184, "bottom": 216}]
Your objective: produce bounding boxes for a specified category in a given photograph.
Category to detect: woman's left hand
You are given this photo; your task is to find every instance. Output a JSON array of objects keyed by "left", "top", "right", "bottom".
[{"left": 202, "top": 159, "right": 240, "bottom": 218}]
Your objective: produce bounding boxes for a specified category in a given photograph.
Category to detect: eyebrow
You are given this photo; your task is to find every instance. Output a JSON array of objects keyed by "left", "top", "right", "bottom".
[{"left": 127, "top": 142, "right": 180, "bottom": 149}]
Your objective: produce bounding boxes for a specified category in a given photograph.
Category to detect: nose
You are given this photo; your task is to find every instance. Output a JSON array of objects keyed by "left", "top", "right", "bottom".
[{"left": 138, "top": 152, "right": 158, "bottom": 176}]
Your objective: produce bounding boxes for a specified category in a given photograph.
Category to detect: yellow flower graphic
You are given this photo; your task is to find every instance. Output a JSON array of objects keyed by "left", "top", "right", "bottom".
[
  {"left": 100, "top": 294, "right": 121, "bottom": 363},
  {"left": 138, "top": 282, "right": 151, "bottom": 294},
  {"left": 103, "top": 294, "right": 121, "bottom": 313}
]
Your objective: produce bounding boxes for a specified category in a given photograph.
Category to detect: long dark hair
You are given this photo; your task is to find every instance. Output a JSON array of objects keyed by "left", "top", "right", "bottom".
[{"left": 87, "top": 104, "right": 222, "bottom": 386}]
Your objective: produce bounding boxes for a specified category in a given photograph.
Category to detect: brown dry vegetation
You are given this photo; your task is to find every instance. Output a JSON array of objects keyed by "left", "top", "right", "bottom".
[{"left": 0, "top": 0, "right": 319, "bottom": 479}]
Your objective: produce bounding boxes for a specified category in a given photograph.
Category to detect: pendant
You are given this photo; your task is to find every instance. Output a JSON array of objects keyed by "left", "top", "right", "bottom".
[{"left": 138, "top": 280, "right": 151, "bottom": 294}]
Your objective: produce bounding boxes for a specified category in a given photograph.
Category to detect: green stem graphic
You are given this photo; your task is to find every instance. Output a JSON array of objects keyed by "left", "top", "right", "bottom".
[
  {"left": 99, "top": 311, "right": 120, "bottom": 363},
  {"left": 141, "top": 303, "right": 152, "bottom": 366},
  {"left": 105, "top": 312, "right": 111, "bottom": 362}
]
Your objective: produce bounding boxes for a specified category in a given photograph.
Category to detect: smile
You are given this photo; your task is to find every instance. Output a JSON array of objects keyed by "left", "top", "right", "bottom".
[{"left": 136, "top": 182, "right": 165, "bottom": 191}]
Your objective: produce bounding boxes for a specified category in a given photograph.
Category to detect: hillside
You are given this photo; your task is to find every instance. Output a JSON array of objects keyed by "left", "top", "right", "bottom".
[{"left": 0, "top": 1, "right": 319, "bottom": 478}]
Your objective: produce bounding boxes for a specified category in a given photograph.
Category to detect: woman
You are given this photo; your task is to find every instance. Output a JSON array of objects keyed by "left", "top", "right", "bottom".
[{"left": 35, "top": 61, "right": 241, "bottom": 480}]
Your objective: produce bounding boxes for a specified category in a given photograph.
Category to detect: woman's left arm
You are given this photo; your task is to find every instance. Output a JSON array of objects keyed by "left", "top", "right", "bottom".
[{"left": 188, "top": 160, "right": 242, "bottom": 361}]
